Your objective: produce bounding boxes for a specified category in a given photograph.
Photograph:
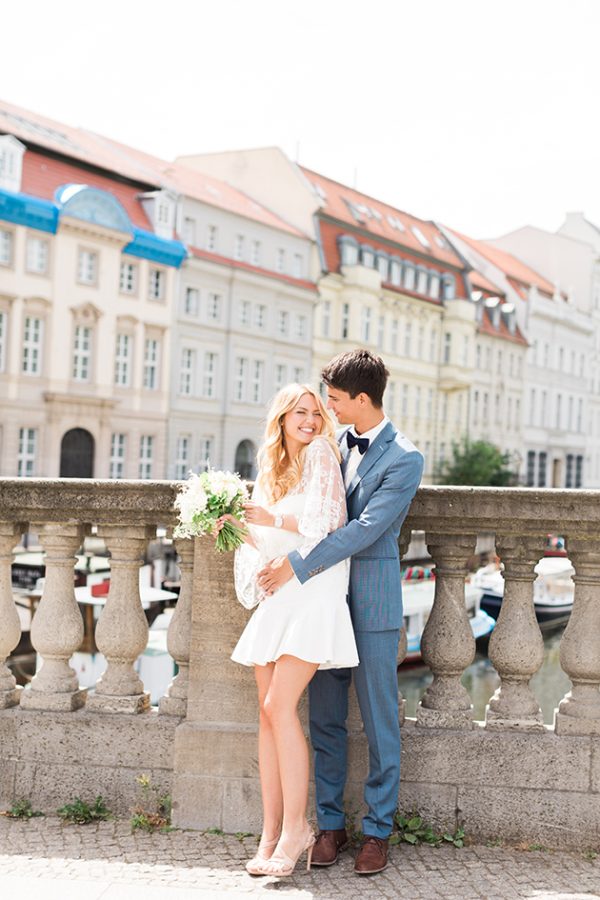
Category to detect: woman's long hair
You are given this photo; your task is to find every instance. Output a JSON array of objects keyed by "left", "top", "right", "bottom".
[{"left": 257, "top": 383, "right": 340, "bottom": 503}]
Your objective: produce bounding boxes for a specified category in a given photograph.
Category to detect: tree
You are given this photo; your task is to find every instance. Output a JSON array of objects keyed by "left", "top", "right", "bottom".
[{"left": 437, "top": 439, "right": 518, "bottom": 486}]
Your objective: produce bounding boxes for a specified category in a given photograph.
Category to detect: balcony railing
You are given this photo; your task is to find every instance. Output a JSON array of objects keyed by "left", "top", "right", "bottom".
[{"left": 1, "top": 478, "right": 599, "bottom": 848}]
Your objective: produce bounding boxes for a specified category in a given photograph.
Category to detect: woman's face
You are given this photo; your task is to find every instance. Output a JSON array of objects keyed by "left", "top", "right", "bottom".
[{"left": 282, "top": 392, "right": 323, "bottom": 448}]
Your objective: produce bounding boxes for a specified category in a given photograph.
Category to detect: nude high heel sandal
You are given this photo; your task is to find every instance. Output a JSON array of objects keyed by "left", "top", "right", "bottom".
[
  {"left": 260, "top": 828, "right": 316, "bottom": 877},
  {"left": 245, "top": 835, "right": 281, "bottom": 875}
]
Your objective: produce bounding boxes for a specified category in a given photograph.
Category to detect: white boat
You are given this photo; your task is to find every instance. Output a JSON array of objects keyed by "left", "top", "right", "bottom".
[
  {"left": 401, "top": 572, "right": 495, "bottom": 664},
  {"left": 472, "top": 557, "right": 574, "bottom": 630}
]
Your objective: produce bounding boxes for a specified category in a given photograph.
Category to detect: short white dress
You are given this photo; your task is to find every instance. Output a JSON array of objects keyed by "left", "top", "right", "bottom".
[{"left": 231, "top": 437, "right": 359, "bottom": 670}]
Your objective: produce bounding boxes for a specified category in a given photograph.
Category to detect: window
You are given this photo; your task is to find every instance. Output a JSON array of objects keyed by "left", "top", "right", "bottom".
[
  {"left": 538, "top": 451, "right": 547, "bottom": 487},
  {"left": 556, "top": 394, "right": 562, "bottom": 430},
  {"left": 179, "top": 348, "right": 195, "bottom": 395},
  {"left": 199, "top": 437, "right": 213, "bottom": 472},
  {"left": 295, "top": 314, "right": 307, "bottom": 341},
  {"left": 401, "top": 384, "right": 409, "bottom": 416},
  {"left": 507, "top": 396, "right": 513, "bottom": 430},
  {"left": 577, "top": 397, "right": 583, "bottom": 432},
  {"left": 278, "top": 310, "right": 289, "bottom": 336},
  {"left": 404, "top": 322, "right": 412, "bottom": 357},
  {"left": 321, "top": 300, "right": 331, "bottom": 337},
  {"left": 143, "top": 338, "right": 159, "bottom": 390},
  {"left": 175, "top": 436, "right": 190, "bottom": 480},
  {"left": 377, "top": 315, "right": 385, "bottom": 350},
  {"left": 203, "top": 352, "right": 217, "bottom": 398},
  {"left": 473, "top": 390, "right": 479, "bottom": 424},
  {"left": 340, "top": 237, "right": 359, "bottom": 266},
  {"left": 429, "top": 273, "right": 440, "bottom": 299},
  {"left": 207, "top": 225, "right": 218, "bottom": 252},
  {"left": 389, "top": 259, "right": 401, "bottom": 285},
  {"left": 22, "top": 316, "right": 43, "bottom": 375},
  {"left": 476, "top": 344, "right": 482, "bottom": 369},
  {"left": 497, "top": 350, "right": 503, "bottom": 375},
  {"left": 441, "top": 393, "right": 448, "bottom": 423},
  {"left": 139, "top": 436, "right": 153, "bottom": 479},
  {"left": 182, "top": 217, "right": 196, "bottom": 245},
  {"left": 276, "top": 248, "right": 285, "bottom": 273},
  {"left": 234, "top": 357, "right": 248, "bottom": 401},
  {"left": 412, "top": 225, "right": 430, "bottom": 248},
  {"left": 240, "top": 300, "right": 251, "bottom": 326},
  {"left": 483, "top": 392, "right": 489, "bottom": 422},
  {"left": 26, "top": 237, "right": 49, "bottom": 274},
  {"left": 17, "top": 427, "right": 36, "bottom": 477},
  {"left": 529, "top": 389, "right": 536, "bottom": 426},
  {"left": 443, "top": 332, "right": 451, "bottom": 364},
  {"left": 114, "top": 333, "right": 131, "bottom": 387},
  {"left": 429, "top": 329, "right": 437, "bottom": 362},
  {"left": 251, "top": 360, "right": 264, "bottom": 403},
  {"left": 207, "top": 292, "right": 221, "bottom": 320},
  {"left": 495, "top": 393, "right": 501, "bottom": 424},
  {"left": 120, "top": 261, "right": 138, "bottom": 294},
  {"left": 341, "top": 303, "right": 349, "bottom": 339},
  {"left": 234, "top": 235, "right": 244, "bottom": 260},
  {"left": 293, "top": 366, "right": 304, "bottom": 383},
  {"left": 293, "top": 254, "right": 303, "bottom": 278},
  {"left": 109, "top": 433, "right": 126, "bottom": 479},
  {"left": 361, "top": 307, "right": 371, "bottom": 343},
  {"left": 427, "top": 389, "right": 433, "bottom": 420},
  {"left": 184, "top": 287, "right": 199, "bottom": 316},
  {"left": 416, "top": 268, "right": 428, "bottom": 294},
  {"left": 255, "top": 304, "right": 267, "bottom": 330},
  {"left": 566, "top": 453, "right": 574, "bottom": 488},
  {"left": 442, "top": 274, "right": 456, "bottom": 300},
  {"left": 526, "top": 450, "right": 536, "bottom": 487},
  {"left": 72, "top": 325, "right": 92, "bottom": 382},
  {"left": 275, "top": 363, "right": 287, "bottom": 390},
  {"left": 415, "top": 386, "right": 421, "bottom": 418},
  {"left": 77, "top": 249, "right": 97, "bottom": 285},
  {"left": 558, "top": 347, "right": 564, "bottom": 371},
  {"left": 567, "top": 396, "right": 573, "bottom": 431},
  {"left": 486, "top": 347, "right": 492, "bottom": 371},
  {"left": 0, "top": 138, "right": 23, "bottom": 192},
  {"left": 0, "top": 229, "right": 12, "bottom": 266},
  {"left": 387, "top": 381, "right": 396, "bottom": 417},
  {"left": 541, "top": 391, "right": 547, "bottom": 427},
  {"left": 575, "top": 454, "right": 583, "bottom": 488},
  {"left": 251, "top": 240, "right": 261, "bottom": 266},
  {"left": 0, "top": 310, "right": 7, "bottom": 372},
  {"left": 377, "top": 254, "right": 388, "bottom": 281},
  {"left": 403, "top": 264, "right": 416, "bottom": 291},
  {"left": 148, "top": 268, "right": 165, "bottom": 301},
  {"left": 391, "top": 319, "right": 398, "bottom": 354}
]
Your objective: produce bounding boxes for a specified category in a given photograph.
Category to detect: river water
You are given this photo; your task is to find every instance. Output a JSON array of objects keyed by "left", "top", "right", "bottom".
[{"left": 399, "top": 628, "right": 571, "bottom": 725}]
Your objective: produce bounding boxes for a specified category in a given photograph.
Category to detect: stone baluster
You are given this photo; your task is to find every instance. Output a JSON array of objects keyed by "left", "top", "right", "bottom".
[
  {"left": 485, "top": 535, "right": 544, "bottom": 731},
  {"left": 159, "top": 537, "right": 193, "bottom": 717},
  {"left": 87, "top": 526, "right": 150, "bottom": 714},
  {"left": 416, "top": 533, "right": 476, "bottom": 729},
  {"left": 397, "top": 528, "right": 411, "bottom": 725},
  {"left": 0, "top": 523, "right": 24, "bottom": 709},
  {"left": 555, "top": 540, "right": 600, "bottom": 735},
  {"left": 21, "top": 523, "right": 86, "bottom": 711}
]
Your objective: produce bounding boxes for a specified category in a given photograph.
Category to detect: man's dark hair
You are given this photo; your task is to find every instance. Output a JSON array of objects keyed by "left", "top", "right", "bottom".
[{"left": 321, "top": 348, "right": 389, "bottom": 408}]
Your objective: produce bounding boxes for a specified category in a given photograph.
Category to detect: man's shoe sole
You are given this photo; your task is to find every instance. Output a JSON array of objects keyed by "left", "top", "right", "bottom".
[
  {"left": 354, "top": 861, "right": 388, "bottom": 875},
  {"left": 311, "top": 842, "right": 348, "bottom": 867}
]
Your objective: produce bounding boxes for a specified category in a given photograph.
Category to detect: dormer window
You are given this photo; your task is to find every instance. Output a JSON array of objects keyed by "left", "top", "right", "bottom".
[
  {"left": 416, "top": 266, "right": 428, "bottom": 294},
  {"left": 485, "top": 296, "right": 501, "bottom": 328},
  {"left": 442, "top": 273, "right": 456, "bottom": 300},
  {"left": 389, "top": 257, "right": 402, "bottom": 286},
  {"left": 361, "top": 245, "right": 375, "bottom": 268},
  {"left": 140, "top": 190, "right": 176, "bottom": 240},
  {"left": 403, "top": 262, "right": 416, "bottom": 291},
  {"left": 429, "top": 271, "right": 440, "bottom": 299},
  {"left": 0, "top": 136, "right": 25, "bottom": 193},
  {"left": 501, "top": 303, "right": 517, "bottom": 334},
  {"left": 338, "top": 234, "right": 359, "bottom": 267},
  {"left": 376, "top": 252, "right": 389, "bottom": 281}
]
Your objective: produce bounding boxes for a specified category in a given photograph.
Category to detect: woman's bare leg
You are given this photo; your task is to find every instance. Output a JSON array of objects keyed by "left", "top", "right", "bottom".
[
  {"left": 264, "top": 655, "right": 319, "bottom": 859},
  {"left": 254, "top": 663, "right": 283, "bottom": 847}
]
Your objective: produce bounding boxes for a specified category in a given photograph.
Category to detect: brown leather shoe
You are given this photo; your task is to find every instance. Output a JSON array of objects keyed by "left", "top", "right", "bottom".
[
  {"left": 311, "top": 828, "right": 348, "bottom": 866},
  {"left": 354, "top": 835, "right": 389, "bottom": 874}
]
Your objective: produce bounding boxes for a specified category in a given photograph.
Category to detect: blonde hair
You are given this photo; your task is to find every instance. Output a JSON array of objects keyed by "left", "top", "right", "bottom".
[{"left": 257, "top": 383, "right": 340, "bottom": 503}]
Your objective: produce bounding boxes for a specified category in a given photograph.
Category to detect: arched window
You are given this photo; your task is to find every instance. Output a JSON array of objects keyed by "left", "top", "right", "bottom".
[
  {"left": 60, "top": 428, "right": 95, "bottom": 478},
  {"left": 234, "top": 439, "right": 256, "bottom": 481}
]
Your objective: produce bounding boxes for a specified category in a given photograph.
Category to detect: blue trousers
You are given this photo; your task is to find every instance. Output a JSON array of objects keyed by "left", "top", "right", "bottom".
[{"left": 308, "top": 629, "right": 400, "bottom": 839}]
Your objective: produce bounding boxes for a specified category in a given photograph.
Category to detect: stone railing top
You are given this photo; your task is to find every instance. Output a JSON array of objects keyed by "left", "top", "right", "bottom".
[
  {"left": 0, "top": 477, "right": 180, "bottom": 528},
  {"left": 1, "top": 478, "right": 599, "bottom": 540}
]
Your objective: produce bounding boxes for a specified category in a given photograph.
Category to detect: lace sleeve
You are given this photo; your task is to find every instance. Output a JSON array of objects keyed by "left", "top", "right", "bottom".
[
  {"left": 297, "top": 437, "right": 347, "bottom": 559},
  {"left": 233, "top": 479, "right": 267, "bottom": 609}
]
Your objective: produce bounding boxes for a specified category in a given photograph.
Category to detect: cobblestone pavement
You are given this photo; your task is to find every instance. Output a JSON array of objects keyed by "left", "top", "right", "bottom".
[{"left": 1, "top": 817, "right": 600, "bottom": 900}]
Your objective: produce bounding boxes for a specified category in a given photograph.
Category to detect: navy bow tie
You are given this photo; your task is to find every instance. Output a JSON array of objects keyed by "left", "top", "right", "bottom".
[{"left": 346, "top": 431, "right": 369, "bottom": 455}]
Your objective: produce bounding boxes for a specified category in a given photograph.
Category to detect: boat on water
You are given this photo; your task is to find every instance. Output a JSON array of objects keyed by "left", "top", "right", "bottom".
[
  {"left": 472, "top": 556, "right": 574, "bottom": 630},
  {"left": 401, "top": 567, "right": 495, "bottom": 664}
]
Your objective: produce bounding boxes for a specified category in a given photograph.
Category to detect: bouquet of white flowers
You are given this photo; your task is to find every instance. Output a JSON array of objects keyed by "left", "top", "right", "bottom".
[{"left": 173, "top": 469, "right": 249, "bottom": 552}]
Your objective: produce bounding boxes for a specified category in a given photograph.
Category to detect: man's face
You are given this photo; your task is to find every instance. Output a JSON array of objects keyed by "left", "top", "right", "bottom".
[{"left": 326, "top": 386, "right": 362, "bottom": 425}]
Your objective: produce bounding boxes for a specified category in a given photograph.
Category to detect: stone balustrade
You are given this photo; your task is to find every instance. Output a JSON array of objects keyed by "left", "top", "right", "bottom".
[{"left": 0, "top": 477, "right": 599, "bottom": 849}]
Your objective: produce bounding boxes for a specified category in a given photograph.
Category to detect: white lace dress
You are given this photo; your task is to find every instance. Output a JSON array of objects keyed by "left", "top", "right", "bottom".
[{"left": 231, "top": 437, "right": 359, "bottom": 670}]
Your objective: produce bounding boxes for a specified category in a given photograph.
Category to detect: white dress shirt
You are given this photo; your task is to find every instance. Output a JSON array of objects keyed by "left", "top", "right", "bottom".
[{"left": 343, "top": 416, "right": 390, "bottom": 489}]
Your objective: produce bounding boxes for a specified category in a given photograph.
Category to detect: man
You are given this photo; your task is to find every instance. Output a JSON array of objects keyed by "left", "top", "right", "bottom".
[{"left": 258, "top": 349, "right": 424, "bottom": 875}]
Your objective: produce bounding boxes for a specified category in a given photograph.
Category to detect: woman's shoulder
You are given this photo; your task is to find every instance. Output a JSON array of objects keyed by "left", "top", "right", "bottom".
[{"left": 305, "top": 435, "right": 340, "bottom": 463}]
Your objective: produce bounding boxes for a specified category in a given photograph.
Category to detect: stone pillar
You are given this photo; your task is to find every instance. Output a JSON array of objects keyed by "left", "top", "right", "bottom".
[
  {"left": 87, "top": 526, "right": 150, "bottom": 714},
  {"left": 485, "top": 535, "right": 544, "bottom": 731},
  {"left": 555, "top": 540, "right": 600, "bottom": 735},
  {"left": 416, "top": 533, "right": 476, "bottom": 729},
  {"left": 0, "top": 523, "right": 24, "bottom": 709},
  {"left": 172, "top": 536, "right": 260, "bottom": 832},
  {"left": 159, "top": 537, "right": 193, "bottom": 717},
  {"left": 397, "top": 529, "right": 410, "bottom": 726},
  {"left": 21, "top": 523, "right": 87, "bottom": 711}
]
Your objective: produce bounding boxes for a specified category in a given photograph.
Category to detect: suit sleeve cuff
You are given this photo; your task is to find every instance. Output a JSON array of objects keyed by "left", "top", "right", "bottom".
[{"left": 288, "top": 550, "right": 310, "bottom": 585}]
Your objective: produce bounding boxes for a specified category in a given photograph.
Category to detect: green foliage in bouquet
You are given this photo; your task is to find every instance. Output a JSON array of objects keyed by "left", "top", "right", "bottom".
[{"left": 173, "top": 469, "right": 249, "bottom": 552}]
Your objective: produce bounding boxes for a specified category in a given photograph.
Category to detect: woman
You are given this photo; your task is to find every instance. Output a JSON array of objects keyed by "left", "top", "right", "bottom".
[{"left": 216, "top": 383, "right": 358, "bottom": 877}]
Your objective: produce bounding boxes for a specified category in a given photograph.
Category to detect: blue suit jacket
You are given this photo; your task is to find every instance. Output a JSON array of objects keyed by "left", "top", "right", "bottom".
[{"left": 288, "top": 421, "right": 424, "bottom": 632}]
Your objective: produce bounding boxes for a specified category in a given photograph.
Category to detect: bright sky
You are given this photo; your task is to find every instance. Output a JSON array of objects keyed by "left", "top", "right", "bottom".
[{"left": 3, "top": 0, "right": 599, "bottom": 238}]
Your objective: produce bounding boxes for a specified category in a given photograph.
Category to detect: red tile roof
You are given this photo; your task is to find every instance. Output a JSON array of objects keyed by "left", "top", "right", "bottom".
[
  {"left": 455, "top": 231, "right": 556, "bottom": 297},
  {"left": 301, "top": 167, "right": 465, "bottom": 268},
  {"left": 189, "top": 246, "right": 317, "bottom": 292},
  {"left": 21, "top": 150, "right": 152, "bottom": 230},
  {"left": 0, "top": 98, "right": 305, "bottom": 238},
  {"left": 469, "top": 269, "right": 505, "bottom": 297},
  {"left": 478, "top": 308, "right": 528, "bottom": 346}
]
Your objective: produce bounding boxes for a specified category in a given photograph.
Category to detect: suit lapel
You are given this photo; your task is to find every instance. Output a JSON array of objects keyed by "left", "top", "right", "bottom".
[
  {"left": 346, "top": 421, "right": 397, "bottom": 497},
  {"left": 338, "top": 428, "right": 352, "bottom": 482}
]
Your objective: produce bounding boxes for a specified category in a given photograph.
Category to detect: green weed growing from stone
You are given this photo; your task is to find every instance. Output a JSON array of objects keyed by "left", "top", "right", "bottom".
[
  {"left": 2, "top": 798, "right": 43, "bottom": 819},
  {"left": 205, "top": 827, "right": 224, "bottom": 835},
  {"left": 130, "top": 774, "right": 171, "bottom": 833},
  {"left": 57, "top": 796, "right": 111, "bottom": 825},
  {"left": 390, "top": 811, "right": 466, "bottom": 849}
]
